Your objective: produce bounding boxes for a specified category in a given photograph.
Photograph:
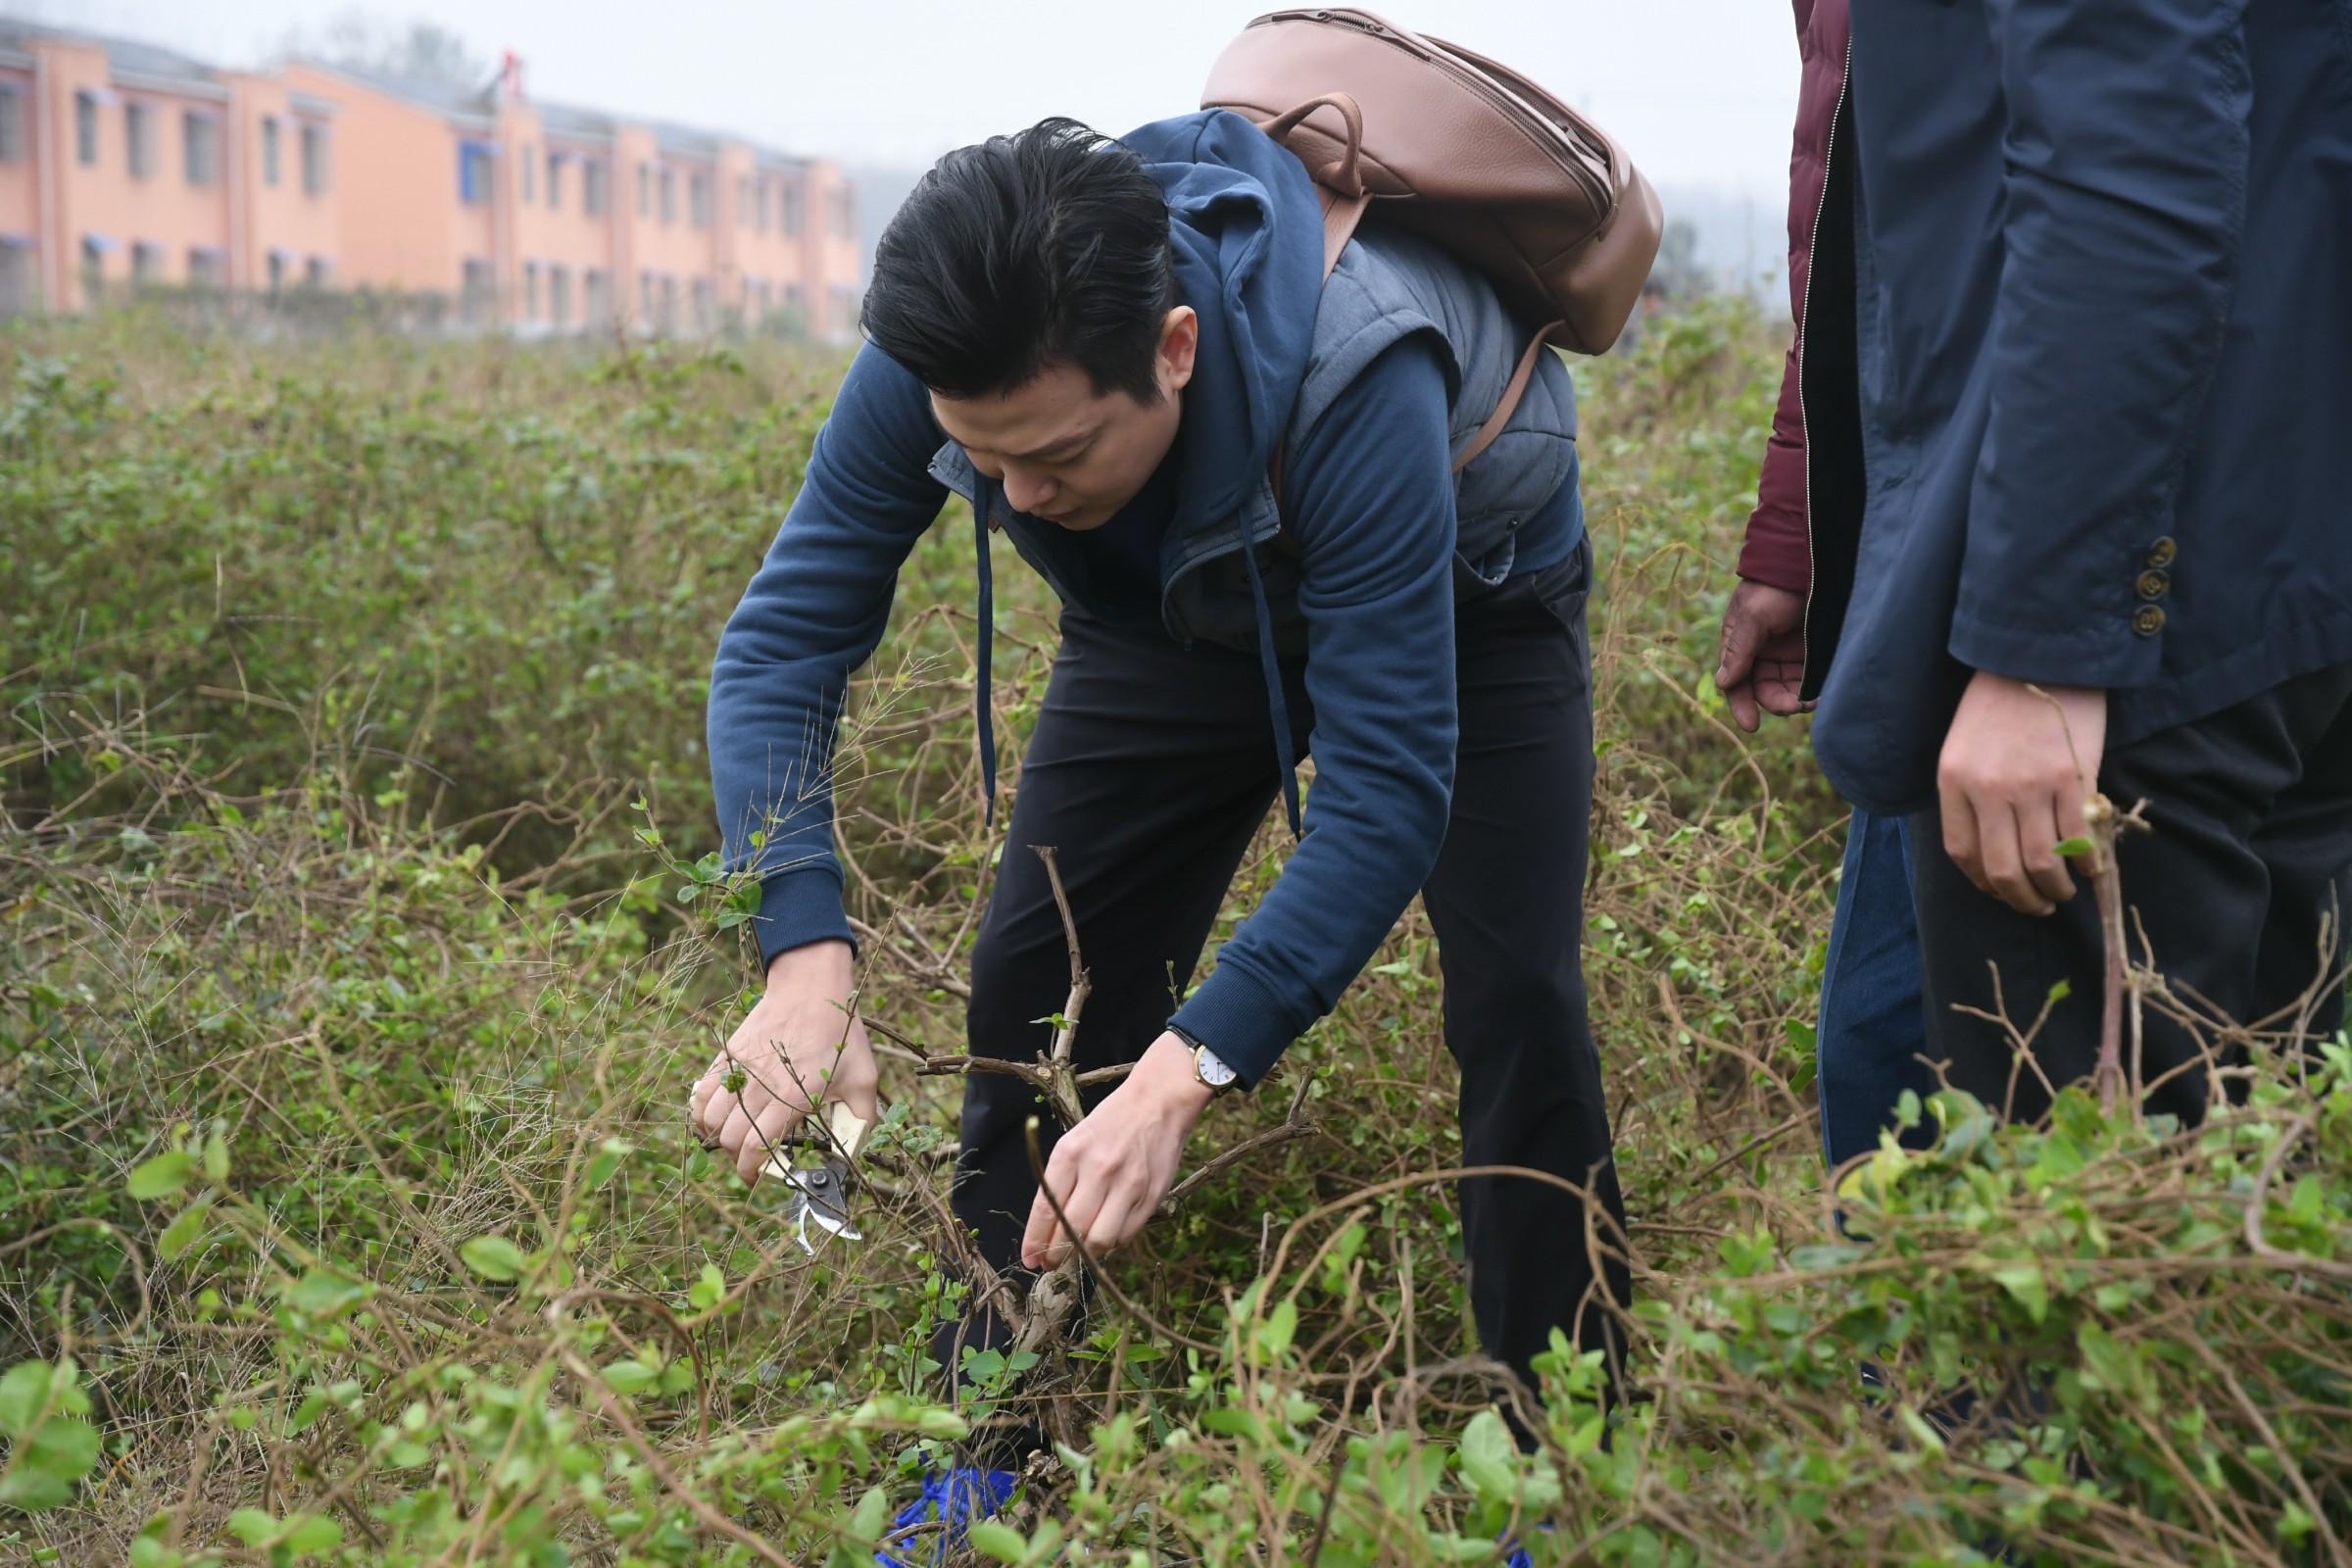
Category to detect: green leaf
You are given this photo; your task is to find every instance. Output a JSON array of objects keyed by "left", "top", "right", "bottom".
[
  {"left": 1455, "top": 1408, "right": 1517, "bottom": 1500},
  {"left": 0, "top": 1413, "right": 99, "bottom": 1510},
  {"left": 2053, "top": 836, "right": 2095, "bottom": 858},
  {"left": 460, "top": 1235, "right": 527, "bottom": 1283},
  {"left": 967, "top": 1520, "right": 1030, "bottom": 1564},
  {"left": 127, "top": 1152, "right": 196, "bottom": 1200},
  {"left": 0, "top": 1362, "right": 56, "bottom": 1438},
  {"left": 127, "top": 1537, "right": 183, "bottom": 1568},
  {"left": 226, "top": 1508, "right": 279, "bottom": 1545},
  {"left": 1991, "top": 1263, "right": 2050, "bottom": 1324},
  {"left": 601, "top": 1360, "right": 657, "bottom": 1395},
  {"left": 585, "top": 1138, "right": 633, "bottom": 1192},
  {"left": 286, "top": 1268, "right": 368, "bottom": 1318},
  {"left": 158, "top": 1200, "right": 212, "bottom": 1262},
  {"left": 282, "top": 1513, "right": 342, "bottom": 1553},
  {"left": 202, "top": 1132, "right": 230, "bottom": 1182},
  {"left": 687, "top": 1262, "right": 724, "bottom": 1311},
  {"left": 1253, "top": 1299, "right": 1298, "bottom": 1359}
]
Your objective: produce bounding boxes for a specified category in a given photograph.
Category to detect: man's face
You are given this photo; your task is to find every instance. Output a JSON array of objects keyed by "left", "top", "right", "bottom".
[{"left": 929, "top": 307, "right": 1198, "bottom": 532}]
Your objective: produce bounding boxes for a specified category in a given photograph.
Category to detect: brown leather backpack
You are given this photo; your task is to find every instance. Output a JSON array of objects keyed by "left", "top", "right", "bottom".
[{"left": 1203, "top": 8, "right": 1664, "bottom": 472}]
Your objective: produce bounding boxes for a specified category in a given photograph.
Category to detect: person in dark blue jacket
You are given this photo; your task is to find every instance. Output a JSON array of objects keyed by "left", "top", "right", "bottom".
[
  {"left": 686, "top": 113, "right": 1629, "bottom": 1536},
  {"left": 1804, "top": 2, "right": 2352, "bottom": 1126}
]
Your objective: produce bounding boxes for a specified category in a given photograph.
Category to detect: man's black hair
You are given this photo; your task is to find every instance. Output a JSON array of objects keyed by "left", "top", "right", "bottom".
[{"left": 861, "top": 117, "right": 1176, "bottom": 404}]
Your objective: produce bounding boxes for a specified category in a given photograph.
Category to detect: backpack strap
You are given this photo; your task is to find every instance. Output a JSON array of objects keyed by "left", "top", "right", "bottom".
[
  {"left": 1449, "top": 319, "right": 1565, "bottom": 472},
  {"left": 1262, "top": 88, "right": 1560, "bottom": 510}
]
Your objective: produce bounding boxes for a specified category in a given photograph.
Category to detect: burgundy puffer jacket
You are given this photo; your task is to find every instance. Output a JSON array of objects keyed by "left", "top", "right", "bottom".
[{"left": 1736, "top": 0, "right": 1850, "bottom": 595}]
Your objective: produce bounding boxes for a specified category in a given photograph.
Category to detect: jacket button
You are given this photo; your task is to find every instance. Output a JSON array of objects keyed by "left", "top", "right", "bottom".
[
  {"left": 2145, "top": 536, "right": 2177, "bottom": 567},
  {"left": 2136, "top": 567, "right": 2171, "bottom": 601},
  {"left": 2132, "top": 605, "right": 2167, "bottom": 637}
]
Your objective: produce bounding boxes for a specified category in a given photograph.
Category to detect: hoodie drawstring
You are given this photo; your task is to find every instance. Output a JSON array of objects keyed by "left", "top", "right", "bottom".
[
  {"left": 1238, "top": 526, "right": 1302, "bottom": 839},
  {"left": 974, "top": 489, "right": 999, "bottom": 825}
]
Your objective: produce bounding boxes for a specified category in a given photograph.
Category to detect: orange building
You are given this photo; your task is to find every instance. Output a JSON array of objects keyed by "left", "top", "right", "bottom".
[{"left": 0, "top": 21, "right": 863, "bottom": 338}]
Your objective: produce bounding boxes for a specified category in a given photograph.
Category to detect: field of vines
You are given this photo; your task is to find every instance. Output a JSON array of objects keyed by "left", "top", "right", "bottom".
[{"left": 3, "top": 305, "right": 2347, "bottom": 1567}]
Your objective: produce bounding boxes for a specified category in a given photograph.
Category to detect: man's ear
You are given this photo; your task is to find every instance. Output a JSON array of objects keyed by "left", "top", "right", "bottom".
[{"left": 1158, "top": 306, "right": 1200, "bottom": 396}]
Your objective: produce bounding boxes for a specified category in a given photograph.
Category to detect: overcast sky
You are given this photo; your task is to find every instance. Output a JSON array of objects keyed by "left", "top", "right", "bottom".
[{"left": 44, "top": 0, "right": 1801, "bottom": 199}]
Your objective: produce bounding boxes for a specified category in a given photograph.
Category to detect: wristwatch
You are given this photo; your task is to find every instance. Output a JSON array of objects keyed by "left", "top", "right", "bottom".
[{"left": 1169, "top": 1024, "right": 1239, "bottom": 1095}]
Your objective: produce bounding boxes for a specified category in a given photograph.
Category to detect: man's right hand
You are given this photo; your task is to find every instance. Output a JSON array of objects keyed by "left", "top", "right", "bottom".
[
  {"left": 689, "top": 940, "right": 881, "bottom": 1185},
  {"left": 1714, "top": 579, "right": 1809, "bottom": 732}
]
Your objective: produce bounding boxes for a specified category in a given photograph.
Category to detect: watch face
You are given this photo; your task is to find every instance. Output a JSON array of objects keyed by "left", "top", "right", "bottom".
[{"left": 1196, "top": 1047, "right": 1240, "bottom": 1089}]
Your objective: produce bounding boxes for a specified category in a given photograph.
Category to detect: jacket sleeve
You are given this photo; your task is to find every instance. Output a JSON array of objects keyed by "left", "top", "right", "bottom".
[
  {"left": 706, "top": 342, "right": 950, "bottom": 969},
  {"left": 1168, "top": 335, "right": 1459, "bottom": 1087},
  {"left": 1739, "top": 328, "right": 1813, "bottom": 594},
  {"left": 1949, "top": 0, "right": 2248, "bottom": 687},
  {"left": 1736, "top": 0, "right": 1832, "bottom": 597}
]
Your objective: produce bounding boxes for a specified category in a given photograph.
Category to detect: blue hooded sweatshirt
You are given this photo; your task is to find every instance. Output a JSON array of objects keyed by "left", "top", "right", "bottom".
[{"left": 706, "top": 110, "right": 1582, "bottom": 1086}]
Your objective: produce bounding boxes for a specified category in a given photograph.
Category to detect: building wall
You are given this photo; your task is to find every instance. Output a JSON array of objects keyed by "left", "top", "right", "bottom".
[
  {"left": 629, "top": 147, "right": 720, "bottom": 333},
  {"left": 9, "top": 33, "right": 862, "bottom": 335},
  {"left": 35, "top": 37, "right": 108, "bottom": 309},
  {"left": 101, "top": 81, "right": 233, "bottom": 286},
  {"left": 802, "top": 160, "right": 860, "bottom": 338},
  {"left": 226, "top": 74, "right": 339, "bottom": 291},
  {"left": 0, "top": 63, "right": 40, "bottom": 263},
  {"left": 279, "top": 64, "right": 459, "bottom": 295},
  {"left": 504, "top": 115, "right": 620, "bottom": 331}
]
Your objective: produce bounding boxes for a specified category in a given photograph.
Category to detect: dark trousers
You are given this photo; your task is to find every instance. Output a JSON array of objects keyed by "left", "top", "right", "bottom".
[
  {"left": 1908, "top": 663, "right": 2352, "bottom": 1126},
  {"left": 939, "top": 542, "right": 1629, "bottom": 1418}
]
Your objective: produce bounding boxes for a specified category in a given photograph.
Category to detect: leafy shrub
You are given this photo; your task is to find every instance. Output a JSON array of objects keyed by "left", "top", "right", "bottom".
[{"left": 4, "top": 310, "right": 2344, "bottom": 1564}]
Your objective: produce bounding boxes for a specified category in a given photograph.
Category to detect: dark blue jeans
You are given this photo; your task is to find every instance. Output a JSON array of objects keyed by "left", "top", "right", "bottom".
[{"left": 1817, "top": 809, "right": 1936, "bottom": 1169}]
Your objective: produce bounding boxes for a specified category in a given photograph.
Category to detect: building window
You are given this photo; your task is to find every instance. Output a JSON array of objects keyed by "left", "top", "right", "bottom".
[
  {"left": 520, "top": 143, "right": 535, "bottom": 203},
  {"left": 462, "top": 258, "right": 494, "bottom": 322},
  {"left": 782, "top": 182, "right": 804, "bottom": 237},
  {"left": 754, "top": 177, "right": 768, "bottom": 231},
  {"left": 584, "top": 159, "right": 608, "bottom": 217},
  {"left": 75, "top": 91, "right": 99, "bottom": 166},
  {"left": 636, "top": 163, "right": 650, "bottom": 216},
  {"left": 0, "top": 243, "right": 32, "bottom": 314},
  {"left": 690, "top": 276, "right": 711, "bottom": 330},
  {"left": 261, "top": 116, "right": 281, "bottom": 185},
  {"left": 268, "top": 251, "right": 286, "bottom": 294},
  {"left": 184, "top": 112, "right": 220, "bottom": 186},
  {"left": 79, "top": 238, "right": 105, "bottom": 303},
  {"left": 300, "top": 122, "right": 329, "bottom": 195},
  {"left": 460, "top": 141, "right": 492, "bottom": 205},
  {"left": 125, "top": 101, "right": 153, "bottom": 179},
  {"left": 661, "top": 275, "right": 677, "bottom": 330},
  {"left": 736, "top": 174, "right": 750, "bottom": 226},
  {"left": 660, "top": 168, "right": 676, "bottom": 225},
  {"left": 550, "top": 266, "right": 571, "bottom": 328},
  {"left": 305, "top": 257, "right": 328, "bottom": 288},
  {"left": 584, "top": 268, "right": 608, "bottom": 324},
  {"left": 689, "top": 171, "right": 710, "bottom": 229},
  {"left": 129, "top": 242, "right": 162, "bottom": 290},
  {"left": 0, "top": 87, "right": 22, "bottom": 166},
  {"left": 522, "top": 261, "right": 540, "bottom": 321},
  {"left": 545, "top": 150, "right": 562, "bottom": 210},
  {"left": 187, "top": 248, "right": 223, "bottom": 289},
  {"left": 830, "top": 188, "right": 853, "bottom": 238}
]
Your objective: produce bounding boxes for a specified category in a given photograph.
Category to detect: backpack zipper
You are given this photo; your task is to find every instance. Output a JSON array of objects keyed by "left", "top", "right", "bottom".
[{"left": 1261, "top": 8, "right": 1612, "bottom": 217}]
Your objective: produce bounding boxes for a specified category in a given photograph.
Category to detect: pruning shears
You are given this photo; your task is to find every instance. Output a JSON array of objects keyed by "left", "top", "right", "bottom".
[{"left": 763, "top": 1102, "right": 874, "bottom": 1255}]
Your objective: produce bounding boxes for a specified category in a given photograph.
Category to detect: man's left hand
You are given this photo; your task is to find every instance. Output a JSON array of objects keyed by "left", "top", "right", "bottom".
[
  {"left": 1020, "top": 1032, "right": 1214, "bottom": 1270},
  {"left": 1937, "top": 670, "right": 2107, "bottom": 915}
]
